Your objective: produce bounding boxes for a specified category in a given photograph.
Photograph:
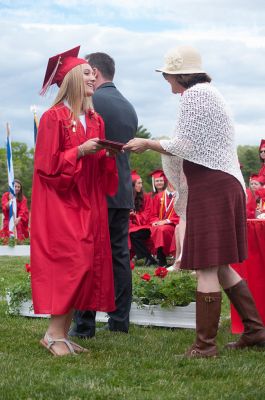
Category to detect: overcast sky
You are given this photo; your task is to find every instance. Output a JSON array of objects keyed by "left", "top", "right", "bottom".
[{"left": 0, "top": 0, "right": 265, "bottom": 148}]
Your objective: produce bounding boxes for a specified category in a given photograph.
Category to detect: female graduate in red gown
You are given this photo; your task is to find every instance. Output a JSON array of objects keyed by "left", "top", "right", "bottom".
[
  {"left": 129, "top": 170, "right": 156, "bottom": 266},
  {"left": 31, "top": 47, "right": 118, "bottom": 356},
  {"left": 1, "top": 179, "right": 29, "bottom": 240}
]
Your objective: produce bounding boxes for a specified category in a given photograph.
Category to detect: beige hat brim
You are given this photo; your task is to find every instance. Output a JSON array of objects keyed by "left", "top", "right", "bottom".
[{"left": 155, "top": 67, "right": 205, "bottom": 74}]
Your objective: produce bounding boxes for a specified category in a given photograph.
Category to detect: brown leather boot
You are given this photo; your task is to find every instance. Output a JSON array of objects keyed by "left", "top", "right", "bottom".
[
  {"left": 185, "top": 291, "right": 222, "bottom": 358},
  {"left": 225, "top": 280, "right": 265, "bottom": 349}
]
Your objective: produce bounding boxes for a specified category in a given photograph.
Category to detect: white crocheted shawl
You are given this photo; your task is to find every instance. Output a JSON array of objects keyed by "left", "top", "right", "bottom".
[{"left": 160, "top": 83, "right": 245, "bottom": 219}]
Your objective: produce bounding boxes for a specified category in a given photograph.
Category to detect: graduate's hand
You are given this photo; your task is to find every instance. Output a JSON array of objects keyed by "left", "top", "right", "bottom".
[
  {"left": 123, "top": 138, "right": 149, "bottom": 153},
  {"left": 81, "top": 138, "right": 103, "bottom": 155},
  {"left": 14, "top": 217, "right": 21, "bottom": 226},
  {"left": 157, "top": 220, "right": 168, "bottom": 226}
]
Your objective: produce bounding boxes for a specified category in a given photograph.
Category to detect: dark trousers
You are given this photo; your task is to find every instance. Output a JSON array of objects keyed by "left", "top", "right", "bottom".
[
  {"left": 130, "top": 229, "right": 151, "bottom": 259},
  {"left": 72, "top": 209, "right": 132, "bottom": 335}
]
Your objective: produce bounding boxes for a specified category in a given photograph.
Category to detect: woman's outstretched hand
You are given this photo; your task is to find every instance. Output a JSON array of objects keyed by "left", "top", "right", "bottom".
[{"left": 123, "top": 138, "right": 150, "bottom": 153}]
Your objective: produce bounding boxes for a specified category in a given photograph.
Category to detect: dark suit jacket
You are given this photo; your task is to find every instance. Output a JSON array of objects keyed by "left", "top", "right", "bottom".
[{"left": 92, "top": 82, "right": 138, "bottom": 209}]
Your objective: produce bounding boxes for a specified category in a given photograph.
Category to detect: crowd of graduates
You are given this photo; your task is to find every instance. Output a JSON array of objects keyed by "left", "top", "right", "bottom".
[{"left": 129, "top": 169, "right": 179, "bottom": 269}]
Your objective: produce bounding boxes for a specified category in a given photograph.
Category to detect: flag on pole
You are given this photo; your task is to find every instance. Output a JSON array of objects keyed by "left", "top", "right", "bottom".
[
  {"left": 34, "top": 112, "right": 39, "bottom": 144},
  {"left": 6, "top": 123, "right": 17, "bottom": 237}
]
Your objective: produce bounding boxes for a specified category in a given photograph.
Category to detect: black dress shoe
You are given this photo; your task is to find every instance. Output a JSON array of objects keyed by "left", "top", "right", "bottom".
[
  {"left": 144, "top": 256, "right": 158, "bottom": 266},
  {"left": 157, "top": 258, "right": 168, "bottom": 267},
  {"left": 157, "top": 248, "right": 167, "bottom": 266},
  {"left": 68, "top": 327, "right": 95, "bottom": 339}
]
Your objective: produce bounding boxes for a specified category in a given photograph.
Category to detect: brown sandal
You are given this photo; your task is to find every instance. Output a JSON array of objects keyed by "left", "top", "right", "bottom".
[
  {"left": 40, "top": 333, "right": 77, "bottom": 356},
  {"left": 67, "top": 340, "right": 89, "bottom": 353}
]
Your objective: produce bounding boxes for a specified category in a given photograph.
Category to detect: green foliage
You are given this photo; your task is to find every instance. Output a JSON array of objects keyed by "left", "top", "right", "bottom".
[
  {"left": 237, "top": 145, "right": 261, "bottom": 184},
  {"left": 6, "top": 272, "right": 32, "bottom": 315},
  {"left": 0, "top": 142, "right": 34, "bottom": 211},
  {"left": 136, "top": 124, "right": 151, "bottom": 139},
  {"left": 133, "top": 269, "right": 196, "bottom": 308}
]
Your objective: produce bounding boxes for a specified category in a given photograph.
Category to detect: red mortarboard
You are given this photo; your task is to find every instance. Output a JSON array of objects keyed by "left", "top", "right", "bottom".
[
  {"left": 149, "top": 169, "right": 167, "bottom": 192},
  {"left": 40, "top": 46, "right": 88, "bottom": 95},
  {"left": 250, "top": 174, "right": 265, "bottom": 184},
  {"left": 259, "top": 139, "right": 265, "bottom": 150},
  {"left": 149, "top": 169, "right": 166, "bottom": 179},
  {"left": 131, "top": 170, "right": 141, "bottom": 182}
]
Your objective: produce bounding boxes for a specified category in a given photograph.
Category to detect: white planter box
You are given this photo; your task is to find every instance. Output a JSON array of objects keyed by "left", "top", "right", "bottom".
[
  {"left": 6, "top": 297, "right": 196, "bottom": 329},
  {"left": 0, "top": 245, "right": 30, "bottom": 256},
  {"left": 6, "top": 295, "right": 50, "bottom": 318},
  {"left": 96, "top": 302, "right": 196, "bottom": 329}
]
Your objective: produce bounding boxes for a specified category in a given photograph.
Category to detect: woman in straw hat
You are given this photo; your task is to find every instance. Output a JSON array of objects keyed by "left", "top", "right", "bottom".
[
  {"left": 124, "top": 45, "right": 265, "bottom": 358},
  {"left": 31, "top": 47, "right": 118, "bottom": 356}
]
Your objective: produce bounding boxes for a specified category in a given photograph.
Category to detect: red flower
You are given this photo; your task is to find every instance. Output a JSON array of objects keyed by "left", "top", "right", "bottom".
[
  {"left": 0, "top": 229, "right": 13, "bottom": 238},
  {"left": 141, "top": 273, "right": 151, "bottom": 281},
  {"left": 25, "top": 263, "right": 31, "bottom": 273},
  {"left": 154, "top": 266, "right": 168, "bottom": 278},
  {"left": 130, "top": 261, "right": 135, "bottom": 270}
]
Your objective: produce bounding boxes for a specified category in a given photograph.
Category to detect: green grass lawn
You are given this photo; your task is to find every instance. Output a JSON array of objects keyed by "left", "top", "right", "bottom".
[{"left": 0, "top": 257, "right": 265, "bottom": 400}]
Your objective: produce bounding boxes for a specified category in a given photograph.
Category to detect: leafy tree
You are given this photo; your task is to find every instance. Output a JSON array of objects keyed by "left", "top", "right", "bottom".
[
  {"left": 136, "top": 125, "right": 151, "bottom": 139},
  {"left": 237, "top": 145, "right": 260, "bottom": 184}
]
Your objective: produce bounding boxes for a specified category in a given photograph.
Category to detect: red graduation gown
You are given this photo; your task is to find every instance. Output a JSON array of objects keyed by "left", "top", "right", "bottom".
[
  {"left": 1, "top": 192, "right": 29, "bottom": 240},
  {"left": 129, "top": 194, "right": 152, "bottom": 233},
  {"left": 150, "top": 191, "right": 179, "bottom": 255},
  {"left": 246, "top": 188, "right": 257, "bottom": 219},
  {"left": 31, "top": 104, "right": 118, "bottom": 315}
]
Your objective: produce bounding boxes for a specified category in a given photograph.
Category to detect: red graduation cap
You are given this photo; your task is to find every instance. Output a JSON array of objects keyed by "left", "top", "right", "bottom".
[
  {"left": 40, "top": 46, "right": 88, "bottom": 95},
  {"left": 149, "top": 169, "right": 166, "bottom": 179},
  {"left": 259, "top": 139, "right": 265, "bottom": 150},
  {"left": 250, "top": 174, "right": 265, "bottom": 184},
  {"left": 131, "top": 170, "right": 141, "bottom": 182},
  {"left": 149, "top": 169, "right": 167, "bottom": 192}
]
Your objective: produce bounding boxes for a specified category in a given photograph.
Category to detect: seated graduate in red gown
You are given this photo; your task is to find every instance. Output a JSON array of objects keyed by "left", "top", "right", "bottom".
[
  {"left": 246, "top": 174, "right": 265, "bottom": 219},
  {"left": 1, "top": 179, "right": 29, "bottom": 240},
  {"left": 258, "top": 139, "right": 265, "bottom": 180},
  {"left": 148, "top": 169, "right": 167, "bottom": 198},
  {"left": 31, "top": 46, "right": 118, "bottom": 356},
  {"left": 150, "top": 181, "right": 179, "bottom": 266},
  {"left": 129, "top": 170, "right": 157, "bottom": 266}
]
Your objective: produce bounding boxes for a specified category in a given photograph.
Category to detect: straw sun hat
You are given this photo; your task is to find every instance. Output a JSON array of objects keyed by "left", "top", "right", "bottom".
[{"left": 156, "top": 45, "right": 205, "bottom": 75}]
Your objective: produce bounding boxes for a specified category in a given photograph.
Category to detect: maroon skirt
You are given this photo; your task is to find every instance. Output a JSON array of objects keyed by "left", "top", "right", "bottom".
[{"left": 180, "top": 160, "right": 247, "bottom": 270}]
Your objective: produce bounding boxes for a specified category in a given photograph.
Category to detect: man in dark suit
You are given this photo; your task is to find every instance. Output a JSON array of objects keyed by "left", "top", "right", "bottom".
[{"left": 69, "top": 52, "right": 138, "bottom": 337}]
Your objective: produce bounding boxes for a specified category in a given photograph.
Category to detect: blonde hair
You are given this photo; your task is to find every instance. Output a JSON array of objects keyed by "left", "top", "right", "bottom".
[{"left": 53, "top": 64, "right": 93, "bottom": 121}]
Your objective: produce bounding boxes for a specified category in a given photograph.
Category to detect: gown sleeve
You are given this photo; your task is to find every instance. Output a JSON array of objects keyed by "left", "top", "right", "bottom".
[
  {"left": 1, "top": 192, "right": 10, "bottom": 217},
  {"left": 150, "top": 194, "right": 161, "bottom": 223},
  {"left": 17, "top": 196, "right": 29, "bottom": 223},
  {"left": 34, "top": 109, "right": 82, "bottom": 192},
  {"left": 133, "top": 194, "right": 152, "bottom": 226}
]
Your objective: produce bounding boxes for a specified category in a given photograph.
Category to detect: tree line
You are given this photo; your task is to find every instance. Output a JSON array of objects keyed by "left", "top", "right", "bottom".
[{"left": 0, "top": 127, "right": 262, "bottom": 212}]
